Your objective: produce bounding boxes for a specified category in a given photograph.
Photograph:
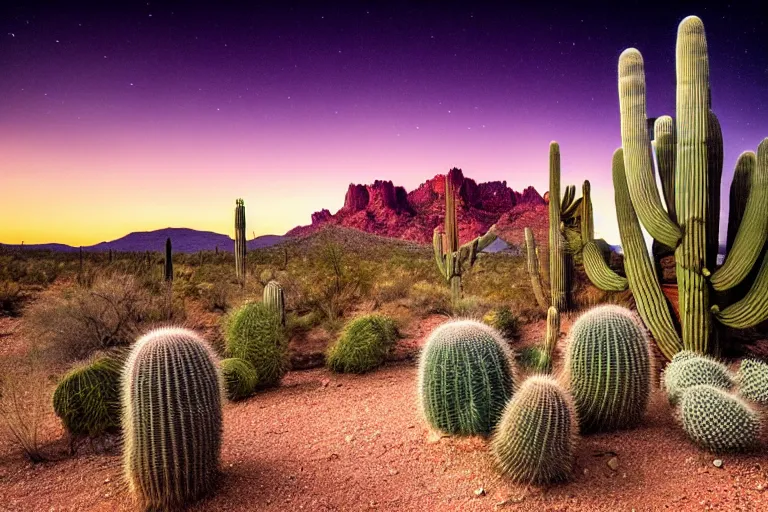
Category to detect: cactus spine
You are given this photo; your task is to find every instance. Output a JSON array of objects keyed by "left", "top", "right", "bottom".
[
  {"left": 234, "top": 198, "right": 246, "bottom": 288},
  {"left": 123, "top": 327, "right": 223, "bottom": 510},
  {"left": 524, "top": 228, "right": 548, "bottom": 310},
  {"left": 263, "top": 280, "right": 286, "bottom": 327}
]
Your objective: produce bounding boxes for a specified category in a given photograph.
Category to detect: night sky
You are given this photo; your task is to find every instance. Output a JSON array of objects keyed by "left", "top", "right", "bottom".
[{"left": 1, "top": 1, "right": 766, "bottom": 245}]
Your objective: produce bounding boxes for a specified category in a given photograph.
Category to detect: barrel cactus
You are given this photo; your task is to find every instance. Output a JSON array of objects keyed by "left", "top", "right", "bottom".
[
  {"left": 220, "top": 357, "right": 259, "bottom": 401},
  {"left": 123, "top": 327, "right": 223, "bottom": 510},
  {"left": 53, "top": 355, "right": 122, "bottom": 437},
  {"left": 418, "top": 320, "right": 517, "bottom": 436},
  {"left": 663, "top": 355, "right": 735, "bottom": 405},
  {"left": 678, "top": 384, "right": 762, "bottom": 453},
  {"left": 263, "top": 280, "right": 286, "bottom": 327},
  {"left": 565, "top": 305, "right": 652, "bottom": 432},
  {"left": 326, "top": 314, "right": 399, "bottom": 374},
  {"left": 490, "top": 375, "right": 577, "bottom": 484},
  {"left": 225, "top": 301, "right": 289, "bottom": 387},
  {"left": 737, "top": 358, "right": 768, "bottom": 405}
]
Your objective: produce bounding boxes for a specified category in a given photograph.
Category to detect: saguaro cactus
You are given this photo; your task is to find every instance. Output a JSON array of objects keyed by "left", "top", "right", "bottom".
[
  {"left": 164, "top": 237, "right": 173, "bottom": 319},
  {"left": 263, "top": 280, "right": 286, "bottom": 327},
  {"left": 548, "top": 143, "right": 567, "bottom": 311},
  {"left": 234, "top": 198, "right": 247, "bottom": 288},
  {"left": 524, "top": 228, "right": 548, "bottom": 310},
  {"left": 433, "top": 171, "right": 497, "bottom": 305},
  {"left": 586, "top": 16, "right": 768, "bottom": 358}
]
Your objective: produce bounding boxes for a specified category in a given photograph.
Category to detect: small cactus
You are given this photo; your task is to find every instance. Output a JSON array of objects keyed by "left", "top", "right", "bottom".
[
  {"left": 123, "top": 327, "right": 223, "bottom": 510},
  {"left": 678, "top": 384, "right": 762, "bottom": 453},
  {"left": 418, "top": 320, "right": 517, "bottom": 436},
  {"left": 490, "top": 375, "right": 577, "bottom": 484},
  {"left": 737, "top": 358, "right": 768, "bottom": 405},
  {"left": 220, "top": 358, "right": 259, "bottom": 401},
  {"left": 565, "top": 305, "right": 652, "bottom": 432},
  {"left": 263, "top": 280, "right": 286, "bottom": 327},
  {"left": 326, "top": 314, "right": 399, "bottom": 374},
  {"left": 663, "top": 355, "right": 735, "bottom": 405}
]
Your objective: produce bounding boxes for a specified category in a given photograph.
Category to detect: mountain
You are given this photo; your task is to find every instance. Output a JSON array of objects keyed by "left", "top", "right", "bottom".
[
  {"left": 1, "top": 227, "right": 284, "bottom": 254},
  {"left": 286, "top": 168, "right": 549, "bottom": 249}
]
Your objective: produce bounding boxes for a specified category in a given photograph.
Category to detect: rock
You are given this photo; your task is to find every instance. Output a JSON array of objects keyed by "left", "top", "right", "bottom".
[
  {"left": 345, "top": 435, "right": 354, "bottom": 443},
  {"left": 607, "top": 457, "right": 620, "bottom": 471},
  {"left": 474, "top": 487, "right": 486, "bottom": 497},
  {"left": 320, "top": 379, "right": 330, "bottom": 388},
  {"left": 713, "top": 459, "right": 724, "bottom": 468}
]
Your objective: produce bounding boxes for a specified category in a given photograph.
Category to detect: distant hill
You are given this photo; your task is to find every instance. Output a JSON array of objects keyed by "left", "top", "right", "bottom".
[{"left": 0, "top": 227, "right": 284, "bottom": 254}]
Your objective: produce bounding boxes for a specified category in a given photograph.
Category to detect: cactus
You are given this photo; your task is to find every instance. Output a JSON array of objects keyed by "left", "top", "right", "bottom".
[
  {"left": 490, "top": 375, "right": 577, "bottom": 484},
  {"left": 663, "top": 355, "right": 735, "bottom": 405},
  {"left": 737, "top": 359, "right": 768, "bottom": 405},
  {"left": 524, "top": 228, "right": 549, "bottom": 310},
  {"left": 587, "top": 16, "right": 768, "bottom": 358},
  {"left": 122, "top": 327, "right": 223, "bottom": 510},
  {"left": 52, "top": 355, "right": 122, "bottom": 437},
  {"left": 418, "top": 320, "right": 516, "bottom": 436},
  {"left": 433, "top": 170, "right": 497, "bottom": 306},
  {"left": 538, "top": 306, "right": 560, "bottom": 374},
  {"left": 565, "top": 305, "right": 652, "bottom": 432},
  {"left": 548, "top": 143, "right": 567, "bottom": 311},
  {"left": 220, "top": 358, "right": 259, "bottom": 401},
  {"left": 225, "top": 301, "right": 289, "bottom": 387},
  {"left": 678, "top": 385, "right": 761, "bottom": 453},
  {"left": 582, "top": 240, "right": 628, "bottom": 291},
  {"left": 164, "top": 237, "right": 173, "bottom": 282},
  {"left": 234, "top": 198, "right": 246, "bottom": 288},
  {"left": 326, "top": 314, "right": 399, "bottom": 374},
  {"left": 263, "top": 280, "right": 286, "bottom": 327}
]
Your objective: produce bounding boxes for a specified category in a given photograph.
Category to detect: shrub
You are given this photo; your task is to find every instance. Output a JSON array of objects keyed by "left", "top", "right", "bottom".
[
  {"left": 220, "top": 358, "right": 259, "bottom": 401},
  {"left": 0, "top": 281, "right": 24, "bottom": 317},
  {"left": 0, "top": 351, "right": 48, "bottom": 462},
  {"left": 325, "top": 314, "right": 399, "bottom": 373},
  {"left": 408, "top": 281, "right": 451, "bottom": 315},
  {"left": 737, "top": 358, "right": 768, "bottom": 405},
  {"left": 483, "top": 306, "right": 520, "bottom": 340}
]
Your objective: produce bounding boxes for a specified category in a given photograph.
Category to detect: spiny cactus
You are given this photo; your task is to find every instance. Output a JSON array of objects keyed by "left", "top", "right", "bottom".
[
  {"left": 220, "top": 358, "right": 259, "bottom": 401},
  {"left": 326, "top": 314, "right": 399, "bottom": 374},
  {"left": 52, "top": 355, "right": 122, "bottom": 437},
  {"left": 539, "top": 306, "right": 559, "bottom": 374},
  {"left": 164, "top": 237, "right": 173, "bottom": 282},
  {"left": 737, "top": 358, "right": 768, "bottom": 405},
  {"left": 490, "top": 375, "right": 577, "bottom": 484},
  {"left": 122, "top": 327, "right": 223, "bottom": 510},
  {"left": 548, "top": 143, "right": 567, "bottom": 311},
  {"left": 263, "top": 280, "right": 286, "bottom": 327},
  {"left": 678, "top": 385, "right": 761, "bottom": 453},
  {"left": 565, "top": 305, "right": 652, "bottom": 432},
  {"left": 418, "top": 320, "right": 517, "bottom": 436},
  {"left": 234, "top": 198, "right": 246, "bottom": 288},
  {"left": 663, "top": 355, "right": 735, "bottom": 405},
  {"left": 225, "top": 301, "right": 289, "bottom": 387}
]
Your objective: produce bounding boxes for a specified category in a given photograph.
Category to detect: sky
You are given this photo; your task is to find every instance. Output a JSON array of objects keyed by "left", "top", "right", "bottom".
[{"left": 1, "top": 1, "right": 766, "bottom": 246}]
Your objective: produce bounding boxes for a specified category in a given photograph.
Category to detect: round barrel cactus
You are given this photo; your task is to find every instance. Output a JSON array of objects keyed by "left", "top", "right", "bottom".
[
  {"left": 326, "top": 314, "right": 399, "bottom": 373},
  {"left": 565, "top": 305, "right": 651, "bottom": 432},
  {"left": 53, "top": 355, "right": 122, "bottom": 437},
  {"left": 490, "top": 375, "right": 577, "bottom": 484},
  {"left": 663, "top": 355, "right": 735, "bottom": 405},
  {"left": 220, "top": 357, "right": 259, "bottom": 401},
  {"left": 679, "top": 384, "right": 761, "bottom": 453},
  {"left": 737, "top": 358, "right": 768, "bottom": 405},
  {"left": 123, "top": 327, "right": 223, "bottom": 510},
  {"left": 225, "top": 301, "right": 289, "bottom": 387},
  {"left": 418, "top": 319, "right": 517, "bottom": 436}
]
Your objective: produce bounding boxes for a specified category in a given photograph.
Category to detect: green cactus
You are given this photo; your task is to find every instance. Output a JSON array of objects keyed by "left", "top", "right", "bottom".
[
  {"left": 524, "top": 227, "right": 549, "bottom": 310},
  {"left": 537, "top": 306, "right": 559, "bottom": 374},
  {"left": 122, "top": 327, "right": 223, "bottom": 510},
  {"left": 663, "top": 355, "right": 735, "bottom": 405},
  {"left": 548, "top": 143, "right": 567, "bottom": 311},
  {"left": 737, "top": 358, "right": 768, "bottom": 405},
  {"left": 225, "top": 301, "right": 289, "bottom": 387},
  {"left": 565, "top": 305, "right": 652, "bottom": 432},
  {"left": 490, "top": 375, "right": 577, "bottom": 484},
  {"left": 220, "top": 358, "right": 259, "bottom": 401},
  {"left": 418, "top": 320, "right": 517, "bottom": 436},
  {"left": 164, "top": 237, "right": 173, "bottom": 282},
  {"left": 582, "top": 240, "right": 628, "bottom": 292},
  {"left": 52, "top": 355, "right": 122, "bottom": 437},
  {"left": 234, "top": 198, "right": 246, "bottom": 288},
  {"left": 678, "top": 385, "right": 761, "bottom": 453},
  {"left": 263, "top": 280, "right": 286, "bottom": 327},
  {"left": 326, "top": 314, "right": 399, "bottom": 374}
]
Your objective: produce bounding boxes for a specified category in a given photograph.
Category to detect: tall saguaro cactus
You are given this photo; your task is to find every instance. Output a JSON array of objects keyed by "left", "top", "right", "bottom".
[
  {"left": 549, "top": 142, "right": 567, "bottom": 311},
  {"left": 433, "top": 171, "right": 498, "bottom": 306},
  {"left": 586, "top": 16, "right": 768, "bottom": 359},
  {"left": 164, "top": 237, "right": 173, "bottom": 319},
  {"left": 234, "top": 198, "right": 247, "bottom": 288}
]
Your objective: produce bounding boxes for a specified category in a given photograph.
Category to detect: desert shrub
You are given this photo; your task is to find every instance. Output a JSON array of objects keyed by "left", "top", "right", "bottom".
[
  {"left": 326, "top": 314, "right": 399, "bottom": 373},
  {"left": 452, "top": 295, "right": 492, "bottom": 317},
  {"left": 409, "top": 281, "right": 451, "bottom": 315},
  {"left": 224, "top": 302, "right": 289, "bottom": 387},
  {"left": 0, "top": 281, "right": 24, "bottom": 317},
  {"left": 198, "top": 281, "right": 230, "bottom": 312},
  {"left": 483, "top": 306, "right": 520, "bottom": 340},
  {"left": 374, "top": 279, "right": 411, "bottom": 304},
  {"left": 52, "top": 355, "right": 122, "bottom": 437},
  {"left": 220, "top": 358, "right": 259, "bottom": 401}
]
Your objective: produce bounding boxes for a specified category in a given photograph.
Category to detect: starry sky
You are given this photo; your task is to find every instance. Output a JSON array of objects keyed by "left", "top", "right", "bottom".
[{"left": 1, "top": 1, "right": 766, "bottom": 246}]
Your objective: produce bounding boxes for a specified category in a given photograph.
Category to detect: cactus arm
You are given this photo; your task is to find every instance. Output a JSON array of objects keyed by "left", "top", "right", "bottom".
[
  {"left": 613, "top": 149, "right": 682, "bottom": 359},
  {"left": 711, "top": 140, "right": 768, "bottom": 291},
  {"left": 549, "top": 142, "right": 567, "bottom": 311},
  {"left": 654, "top": 116, "right": 677, "bottom": 224},
  {"left": 714, "top": 241, "right": 768, "bottom": 328},
  {"left": 618, "top": 49, "right": 682, "bottom": 249},
  {"left": 457, "top": 224, "right": 497, "bottom": 264},
  {"left": 561, "top": 196, "right": 583, "bottom": 221},
  {"left": 725, "top": 152, "right": 756, "bottom": 255},
  {"left": 524, "top": 227, "right": 549, "bottom": 310},
  {"left": 580, "top": 181, "right": 594, "bottom": 242},
  {"left": 583, "top": 241, "right": 629, "bottom": 291},
  {"left": 560, "top": 185, "right": 576, "bottom": 214},
  {"left": 432, "top": 228, "right": 447, "bottom": 277},
  {"left": 705, "top": 112, "right": 724, "bottom": 267}
]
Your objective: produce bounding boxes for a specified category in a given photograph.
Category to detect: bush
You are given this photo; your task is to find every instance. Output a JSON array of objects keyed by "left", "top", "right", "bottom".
[
  {"left": 224, "top": 302, "right": 289, "bottom": 387},
  {"left": 326, "top": 314, "right": 399, "bottom": 373},
  {"left": 220, "top": 358, "right": 259, "bottom": 401},
  {"left": 409, "top": 281, "right": 451, "bottom": 315},
  {"left": 0, "top": 281, "right": 24, "bottom": 317},
  {"left": 483, "top": 306, "right": 520, "bottom": 340}
]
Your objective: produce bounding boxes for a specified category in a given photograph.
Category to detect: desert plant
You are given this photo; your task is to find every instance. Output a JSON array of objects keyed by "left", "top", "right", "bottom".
[
  {"left": 418, "top": 319, "right": 517, "bottom": 436},
  {"left": 52, "top": 355, "right": 122, "bottom": 437},
  {"left": 326, "top": 314, "right": 399, "bottom": 374},
  {"left": 737, "top": 358, "right": 768, "bottom": 405},
  {"left": 678, "top": 384, "right": 761, "bottom": 453},
  {"left": 263, "top": 280, "right": 286, "bottom": 327},
  {"left": 122, "top": 327, "right": 223, "bottom": 510},
  {"left": 565, "top": 305, "right": 652, "bottom": 432},
  {"left": 539, "top": 306, "right": 559, "bottom": 373},
  {"left": 0, "top": 280, "right": 24, "bottom": 317},
  {"left": 220, "top": 358, "right": 259, "bottom": 401},
  {"left": 482, "top": 306, "right": 520, "bottom": 341},
  {"left": 663, "top": 355, "right": 735, "bottom": 405},
  {"left": 234, "top": 198, "right": 246, "bottom": 287},
  {"left": 490, "top": 375, "right": 577, "bottom": 484},
  {"left": 0, "top": 355, "right": 48, "bottom": 463},
  {"left": 225, "top": 302, "right": 289, "bottom": 387}
]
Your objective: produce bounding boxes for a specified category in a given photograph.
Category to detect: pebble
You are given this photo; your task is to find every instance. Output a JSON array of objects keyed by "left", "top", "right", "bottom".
[
  {"left": 713, "top": 459, "right": 723, "bottom": 468},
  {"left": 607, "top": 457, "right": 620, "bottom": 471},
  {"left": 345, "top": 435, "right": 354, "bottom": 443},
  {"left": 474, "top": 487, "right": 486, "bottom": 496}
]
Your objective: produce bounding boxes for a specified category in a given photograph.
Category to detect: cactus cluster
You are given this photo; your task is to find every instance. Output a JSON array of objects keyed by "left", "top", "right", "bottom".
[
  {"left": 737, "top": 359, "right": 768, "bottom": 405},
  {"left": 565, "top": 305, "right": 652, "bottom": 432},
  {"left": 418, "top": 320, "right": 516, "bottom": 436},
  {"left": 490, "top": 375, "right": 577, "bottom": 484},
  {"left": 263, "top": 280, "right": 286, "bottom": 327},
  {"left": 662, "top": 355, "right": 735, "bottom": 405},
  {"left": 220, "top": 357, "right": 259, "bottom": 401},
  {"left": 325, "top": 314, "right": 399, "bottom": 374},
  {"left": 122, "top": 327, "right": 223, "bottom": 510}
]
